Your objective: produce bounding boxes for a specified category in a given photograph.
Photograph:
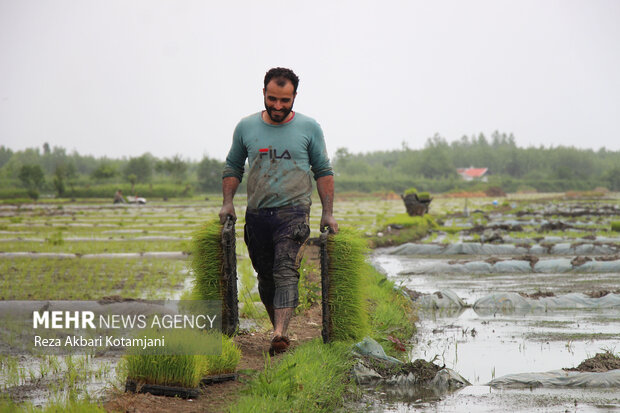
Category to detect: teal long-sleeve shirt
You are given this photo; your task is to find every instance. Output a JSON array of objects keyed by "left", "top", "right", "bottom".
[{"left": 222, "top": 112, "right": 333, "bottom": 210}]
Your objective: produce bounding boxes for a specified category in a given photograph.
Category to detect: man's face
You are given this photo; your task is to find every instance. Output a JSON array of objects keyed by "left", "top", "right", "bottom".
[{"left": 263, "top": 79, "right": 296, "bottom": 123}]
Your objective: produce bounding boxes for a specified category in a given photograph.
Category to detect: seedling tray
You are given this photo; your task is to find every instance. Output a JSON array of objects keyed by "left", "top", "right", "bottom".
[
  {"left": 125, "top": 379, "right": 200, "bottom": 399},
  {"left": 201, "top": 372, "right": 238, "bottom": 385}
]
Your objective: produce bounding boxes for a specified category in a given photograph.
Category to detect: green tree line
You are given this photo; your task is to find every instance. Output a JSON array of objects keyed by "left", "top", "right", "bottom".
[
  {"left": 332, "top": 131, "right": 620, "bottom": 193},
  {"left": 0, "top": 143, "right": 224, "bottom": 199},
  {"left": 1, "top": 132, "right": 619, "bottom": 199}
]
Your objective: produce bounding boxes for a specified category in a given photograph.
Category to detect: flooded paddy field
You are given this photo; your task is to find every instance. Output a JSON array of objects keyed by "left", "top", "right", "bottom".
[
  {"left": 368, "top": 195, "right": 620, "bottom": 412},
  {"left": 1, "top": 193, "right": 619, "bottom": 411}
]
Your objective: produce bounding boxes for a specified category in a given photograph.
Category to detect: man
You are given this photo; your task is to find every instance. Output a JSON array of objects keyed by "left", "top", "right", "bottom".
[
  {"left": 219, "top": 67, "right": 338, "bottom": 355},
  {"left": 113, "top": 189, "right": 125, "bottom": 204}
]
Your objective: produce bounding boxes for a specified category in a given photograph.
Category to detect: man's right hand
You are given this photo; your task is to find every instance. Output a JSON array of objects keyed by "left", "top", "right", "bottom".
[{"left": 219, "top": 202, "right": 236, "bottom": 224}]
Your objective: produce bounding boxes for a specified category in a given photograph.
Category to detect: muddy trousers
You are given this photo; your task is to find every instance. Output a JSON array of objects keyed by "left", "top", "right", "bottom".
[{"left": 244, "top": 205, "right": 310, "bottom": 309}]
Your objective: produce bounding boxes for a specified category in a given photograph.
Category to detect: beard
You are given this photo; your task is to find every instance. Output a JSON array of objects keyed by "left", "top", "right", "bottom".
[{"left": 264, "top": 100, "right": 294, "bottom": 123}]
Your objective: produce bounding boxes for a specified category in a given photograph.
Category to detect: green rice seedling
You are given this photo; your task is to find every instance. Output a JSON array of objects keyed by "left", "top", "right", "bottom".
[
  {"left": 403, "top": 187, "right": 418, "bottom": 196},
  {"left": 125, "top": 329, "right": 212, "bottom": 388},
  {"left": 326, "top": 228, "right": 370, "bottom": 342},
  {"left": 232, "top": 339, "right": 354, "bottom": 412},
  {"left": 362, "top": 264, "right": 416, "bottom": 358},
  {"left": 612, "top": 221, "right": 620, "bottom": 232},
  {"left": 203, "top": 333, "right": 241, "bottom": 376},
  {"left": 190, "top": 218, "right": 239, "bottom": 334},
  {"left": 44, "top": 231, "right": 64, "bottom": 246},
  {"left": 1, "top": 399, "right": 108, "bottom": 413},
  {"left": 385, "top": 214, "right": 438, "bottom": 229},
  {"left": 417, "top": 191, "right": 431, "bottom": 201},
  {"left": 237, "top": 258, "right": 269, "bottom": 326},
  {"left": 190, "top": 219, "right": 224, "bottom": 301},
  {"left": 297, "top": 258, "right": 320, "bottom": 313}
]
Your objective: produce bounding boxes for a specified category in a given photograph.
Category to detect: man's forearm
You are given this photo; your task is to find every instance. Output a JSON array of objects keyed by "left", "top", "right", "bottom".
[
  {"left": 222, "top": 176, "right": 240, "bottom": 204},
  {"left": 219, "top": 177, "right": 240, "bottom": 223},
  {"left": 316, "top": 175, "right": 338, "bottom": 232},
  {"left": 316, "top": 175, "right": 334, "bottom": 215}
]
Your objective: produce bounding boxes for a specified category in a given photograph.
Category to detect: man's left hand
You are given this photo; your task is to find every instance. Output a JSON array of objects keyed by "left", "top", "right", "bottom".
[{"left": 320, "top": 214, "right": 339, "bottom": 233}]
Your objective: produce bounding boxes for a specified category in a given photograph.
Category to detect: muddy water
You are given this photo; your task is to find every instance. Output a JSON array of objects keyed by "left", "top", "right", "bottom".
[{"left": 368, "top": 253, "right": 620, "bottom": 412}]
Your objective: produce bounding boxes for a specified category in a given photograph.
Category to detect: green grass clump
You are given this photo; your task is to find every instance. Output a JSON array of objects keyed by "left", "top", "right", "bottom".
[
  {"left": 125, "top": 329, "right": 211, "bottom": 388},
  {"left": 385, "top": 213, "right": 437, "bottom": 229},
  {"left": 417, "top": 191, "right": 430, "bottom": 201},
  {"left": 363, "top": 264, "right": 416, "bottom": 358},
  {"left": 612, "top": 221, "right": 620, "bottom": 232},
  {"left": 191, "top": 219, "right": 224, "bottom": 301},
  {"left": 204, "top": 333, "right": 241, "bottom": 375},
  {"left": 0, "top": 399, "right": 107, "bottom": 413},
  {"left": 326, "top": 228, "right": 370, "bottom": 342},
  {"left": 126, "top": 329, "right": 240, "bottom": 388},
  {"left": 370, "top": 214, "right": 437, "bottom": 247},
  {"left": 232, "top": 339, "right": 354, "bottom": 412},
  {"left": 403, "top": 187, "right": 418, "bottom": 196}
]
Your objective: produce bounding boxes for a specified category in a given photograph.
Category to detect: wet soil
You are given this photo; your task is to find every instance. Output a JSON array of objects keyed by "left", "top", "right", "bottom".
[
  {"left": 539, "top": 221, "right": 574, "bottom": 232},
  {"left": 467, "top": 223, "right": 523, "bottom": 233},
  {"left": 585, "top": 289, "right": 620, "bottom": 298},
  {"left": 564, "top": 352, "right": 620, "bottom": 372},
  {"left": 519, "top": 290, "right": 555, "bottom": 299},
  {"left": 571, "top": 256, "right": 592, "bottom": 266},
  {"left": 360, "top": 356, "right": 442, "bottom": 383}
]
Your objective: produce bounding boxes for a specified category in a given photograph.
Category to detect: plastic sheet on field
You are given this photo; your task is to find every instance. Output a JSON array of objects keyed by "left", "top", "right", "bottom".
[
  {"left": 533, "top": 258, "right": 573, "bottom": 273},
  {"left": 399, "top": 257, "right": 620, "bottom": 275},
  {"left": 473, "top": 292, "right": 620, "bottom": 312},
  {"left": 576, "top": 260, "right": 620, "bottom": 273},
  {"left": 463, "top": 261, "right": 492, "bottom": 273},
  {"left": 488, "top": 369, "right": 620, "bottom": 388},
  {"left": 387, "top": 243, "right": 444, "bottom": 255},
  {"left": 574, "top": 244, "right": 618, "bottom": 255},
  {"left": 387, "top": 241, "right": 620, "bottom": 257},
  {"left": 353, "top": 336, "right": 402, "bottom": 364},
  {"left": 429, "top": 368, "right": 471, "bottom": 390},
  {"left": 493, "top": 260, "right": 532, "bottom": 273},
  {"left": 415, "top": 290, "right": 466, "bottom": 309}
]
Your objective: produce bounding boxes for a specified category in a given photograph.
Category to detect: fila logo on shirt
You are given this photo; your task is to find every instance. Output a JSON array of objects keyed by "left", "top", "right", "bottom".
[{"left": 259, "top": 148, "right": 291, "bottom": 160}]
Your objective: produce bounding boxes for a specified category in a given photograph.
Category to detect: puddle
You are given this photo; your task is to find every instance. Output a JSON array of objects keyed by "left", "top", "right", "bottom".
[
  {"left": 368, "top": 252, "right": 620, "bottom": 411},
  {"left": 1, "top": 354, "right": 122, "bottom": 407},
  {"left": 359, "top": 385, "right": 620, "bottom": 412}
]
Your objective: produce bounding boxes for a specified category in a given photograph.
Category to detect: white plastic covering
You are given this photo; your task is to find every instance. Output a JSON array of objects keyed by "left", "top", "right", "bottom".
[
  {"left": 473, "top": 292, "right": 620, "bottom": 311},
  {"left": 488, "top": 369, "right": 620, "bottom": 388},
  {"left": 416, "top": 290, "right": 466, "bottom": 309},
  {"left": 386, "top": 242, "right": 620, "bottom": 257}
]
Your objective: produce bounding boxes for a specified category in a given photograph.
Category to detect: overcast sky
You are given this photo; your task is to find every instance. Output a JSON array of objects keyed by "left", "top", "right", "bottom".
[{"left": 1, "top": 0, "right": 619, "bottom": 161}]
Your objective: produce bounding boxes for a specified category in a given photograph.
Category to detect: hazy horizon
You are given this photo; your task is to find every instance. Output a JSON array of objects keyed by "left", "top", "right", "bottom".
[{"left": 2, "top": 0, "right": 619, "bottom": 162}]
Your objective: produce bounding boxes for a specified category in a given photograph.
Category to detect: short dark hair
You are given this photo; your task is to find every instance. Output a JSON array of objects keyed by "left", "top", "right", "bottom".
[{"left": 264, "top": 67, "right": 299, "bottom": 93}]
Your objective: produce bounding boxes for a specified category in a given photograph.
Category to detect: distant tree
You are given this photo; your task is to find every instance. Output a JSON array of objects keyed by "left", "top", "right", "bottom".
[
  {"left": 418, "top": 147, "right": 455, "bottom": 179},
  {"left": 127, "top": 174, "right": 137, "bottom": 193},
  {"left": 43, "top": 142, "right": 51, "bottom": 155},
  {"left": 91, "top": 163, "right": 118, "bottom": 181},
  {"left": 53, "top": 165, "right": 66, "bottom": 197},
  {"left": 156, "top": 154, "right": 188, "bottom": 183},
  {"left": 197, "top": 156, "right": 224, "bottom": 192},
  {"left": 602, "top": 166, "right": 620, "bottom": 191},
  {"left": 18, "top": 165, "right": 45, "bottom": 189},
  {"left": 0, "top": 146, "right": 13, "bottom": 169},
  {"left": 52, "top": 161, "right": 77, "bottom": 197},
  {"left": 124, "top": 154, "right": 153, "bottom": 184},
  {"left": 18, "top": 164, "right": 45, "bottom": 199}
]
